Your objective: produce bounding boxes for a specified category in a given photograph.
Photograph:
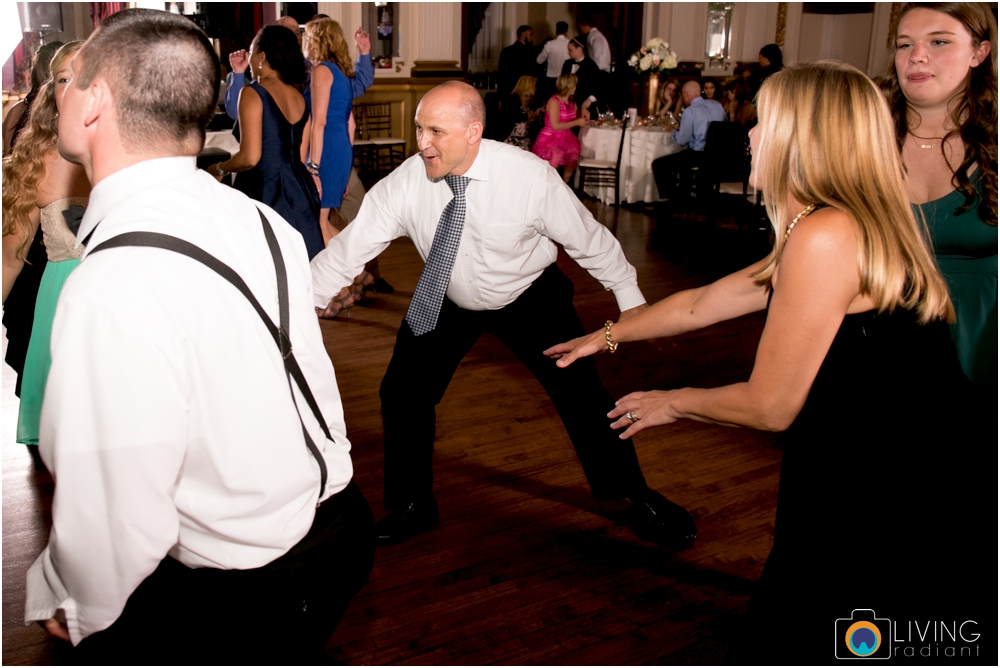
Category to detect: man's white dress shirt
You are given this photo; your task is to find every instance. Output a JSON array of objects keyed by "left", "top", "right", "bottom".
[
  {"left": 537, "top": 34, "right": 571, "bottom": 78},
  {"left": 24, "top": 157, "right": 353, "bottom": 645},
  {"left": 311, "top": 140, "right": 645, "bottom": 312},
  {"left": 587, "top": 28, "right": 612, "bottom": 72}
]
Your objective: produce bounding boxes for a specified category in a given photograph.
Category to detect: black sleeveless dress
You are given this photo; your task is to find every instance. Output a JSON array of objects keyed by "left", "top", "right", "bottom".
[
  {"left": 234, "top": 82, "right": 323, "bottom": 259},
  {"left": 730, "top": 306, "right": 994, "bottom": 665}
]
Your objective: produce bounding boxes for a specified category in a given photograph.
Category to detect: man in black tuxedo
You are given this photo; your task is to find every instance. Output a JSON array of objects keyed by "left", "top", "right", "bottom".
[
  {"left": 497, "top": 24, "right": 536, "bottom": 96},
  {"left": 562, "top": 37, "right": 607, "bottom": 119}
]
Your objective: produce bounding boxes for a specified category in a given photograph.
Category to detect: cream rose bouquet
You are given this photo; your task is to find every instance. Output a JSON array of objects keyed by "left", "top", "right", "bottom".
[{"left": 627, "top": 37, "right": 679, "bottom": 75}]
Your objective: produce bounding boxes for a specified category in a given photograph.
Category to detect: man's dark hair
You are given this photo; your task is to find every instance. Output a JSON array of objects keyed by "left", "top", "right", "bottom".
[
  {"left": 76, "top": 8, "right": 221, "bottom": 150},
  {"left": 556, "top": 21, "right": 569, "bottom": 34},
  {"left": 516, "top": 25, "right": 532, "bottom": 38},
  {"left": 579, "top": 16, "right": 595, "bottom": 28},
  {"left": 759, "top": 43, "right": 783, "bottom": 68},
  {"left": 251, "top": 25, "right": 307, "bottom": 86}
]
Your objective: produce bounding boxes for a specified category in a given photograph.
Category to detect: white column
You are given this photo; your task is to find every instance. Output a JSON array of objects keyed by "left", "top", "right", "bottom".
[
  {"left": 783, "top": 3, "right": 803, "bottom": 65},
  {"left": 867, "top": 2, "right": 895, "bottom": 77},
  {"left": 413, "top": 2, "right": 460, "bottom": 62},
  {"left": 669, "top": 2, "right": 706, "bottom": 63}
]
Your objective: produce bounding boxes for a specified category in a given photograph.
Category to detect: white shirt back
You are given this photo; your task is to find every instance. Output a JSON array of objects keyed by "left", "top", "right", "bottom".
[
  {"left": 537, "top": 34, "right": 571, "bottom": 78},
  {"left": 25, "top": 157, "right": 353, "bottom": 644},
  {"left": 588, "top": 28, "right": 612, "bottom": 72}
]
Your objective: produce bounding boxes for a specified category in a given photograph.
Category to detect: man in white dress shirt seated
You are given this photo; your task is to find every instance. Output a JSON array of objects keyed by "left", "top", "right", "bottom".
[
  {"left": 24, "top": 9, "right": 374, "bottom": 664},
  {"left": 311, "top": 81, "right": 697, "bottom": 548}
]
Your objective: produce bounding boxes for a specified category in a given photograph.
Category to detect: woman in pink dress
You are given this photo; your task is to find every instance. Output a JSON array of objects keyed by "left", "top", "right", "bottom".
[{"left": 532, "top": 73, "right": 587, "bottom": 183}]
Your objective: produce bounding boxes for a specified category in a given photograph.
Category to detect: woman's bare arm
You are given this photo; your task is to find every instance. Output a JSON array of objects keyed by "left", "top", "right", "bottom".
[
  {"left": 545, "top": 256, "right": 772, "bottom": 366},
  {"left": 2, "top": 206, "right": 40, "bottom": 303},
  {"left": 308, "top": 65, "right": 333, "bottom": 167},
  {"left": 608, "top": 208, "right": 864, "bottom": 436},
  {"left": 213, "top": 87, "right": 263, "bottom": 176}
]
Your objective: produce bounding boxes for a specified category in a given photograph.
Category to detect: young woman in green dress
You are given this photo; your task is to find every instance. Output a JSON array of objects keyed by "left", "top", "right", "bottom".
[
  {"left": 888, "top": 2, "right": 997, "bottom": 397},
  {"left": 2, "top": 41, "right": 90, "bottom": 447}
]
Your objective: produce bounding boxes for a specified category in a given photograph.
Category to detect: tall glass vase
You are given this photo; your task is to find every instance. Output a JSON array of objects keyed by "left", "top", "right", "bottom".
[{"left": 648, "top": 72, "right": 659, "bottom": 117}]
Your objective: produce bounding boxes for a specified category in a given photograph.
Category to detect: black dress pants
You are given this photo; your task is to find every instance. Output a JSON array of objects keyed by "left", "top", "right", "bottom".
[
  {"left": 74, "top": 482, "right": 374, "bottom": 665},
  {"left": 651, "top": 148, "right": 707, "bottom": 201},
  {"left": 379, "top": 263, "right": 648, "bottom": 511}
]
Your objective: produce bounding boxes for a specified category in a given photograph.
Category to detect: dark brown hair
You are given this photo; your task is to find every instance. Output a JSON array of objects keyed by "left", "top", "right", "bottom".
[
  {"left": 886, "top": 2, "right": 997, "bottom": 224},
  {"left": 75, "top": 9, "right": 221, "bottom": 151},
  {"left": 252, "top": 25, "right": 308, "bottom": 86}
]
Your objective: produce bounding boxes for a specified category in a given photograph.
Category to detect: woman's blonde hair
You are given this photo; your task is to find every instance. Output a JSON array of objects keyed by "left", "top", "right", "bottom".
[
  {"left": 304, "top": 17, "right": 354, "bottom": 78},
  {"left": 555, "top": 73, "right": 578, "bottom": 98},
  {"left": 511, "top": 75, "right": 537, "bottom": 110},
  {"left": 752, "top": 61, "right": 952, "bottom": 323},
  {"left": 2, "top": 41, "right": 83, "bottom": 262}
]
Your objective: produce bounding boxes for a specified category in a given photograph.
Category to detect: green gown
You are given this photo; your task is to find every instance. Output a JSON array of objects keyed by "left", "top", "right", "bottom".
[
  {"left": 917, "top": 176, "right": 997, "bottom": 393},
  {"left": 16, "top": 198, "right": 87, "bottom": 446}
]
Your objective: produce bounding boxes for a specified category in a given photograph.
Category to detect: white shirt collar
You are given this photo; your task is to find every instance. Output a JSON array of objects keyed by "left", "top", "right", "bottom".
[
  {"left": 453, "top": 140, "right": 491, "bottom": 183},
  {"left": 77, "top": 156, "right": 198, "bottom": 246}
]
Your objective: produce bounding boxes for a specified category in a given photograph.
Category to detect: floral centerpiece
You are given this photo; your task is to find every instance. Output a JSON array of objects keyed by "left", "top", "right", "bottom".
[
  {"left": 627, "top": 38, "right": 679, "bottom": 116},
  {"left": 627, "top": 37, "right": 678, "bottom": 75}
]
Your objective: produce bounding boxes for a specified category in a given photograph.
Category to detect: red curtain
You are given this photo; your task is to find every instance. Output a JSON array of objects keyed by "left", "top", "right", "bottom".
[{"left": 92, "top": 3, "right": 126, "bottom": 27}]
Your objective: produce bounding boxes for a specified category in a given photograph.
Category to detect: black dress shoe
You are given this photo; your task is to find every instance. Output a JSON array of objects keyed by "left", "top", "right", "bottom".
[
  {"left": 372, "top": 277, "right": 394, "bottom": 294},
  {"left": 628, "top": 488, "right": 697, "bottom": 548},
  {"left": 374, "top": 496, "right": 439, "bottom": 545}
]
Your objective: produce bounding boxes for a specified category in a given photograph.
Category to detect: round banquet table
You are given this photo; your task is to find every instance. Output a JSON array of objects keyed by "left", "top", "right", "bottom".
[{"left": 578, "top": 125, "right": 685, "bottom": 205}]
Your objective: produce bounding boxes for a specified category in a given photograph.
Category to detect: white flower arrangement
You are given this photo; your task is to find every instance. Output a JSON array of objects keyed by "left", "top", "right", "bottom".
[{"left": 627, "top": 38, "right": 679, "bottom": 75}]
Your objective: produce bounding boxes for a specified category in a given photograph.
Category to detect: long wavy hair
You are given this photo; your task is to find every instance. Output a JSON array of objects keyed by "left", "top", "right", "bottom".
[
  {"left": 304, "top": 18, "right": 355, "bottom": 78},
  {"left": 752, "top": 61, "right": 953, "bottom": 324},
  {"left": 8, "top": 41, "right": 64, "bottom": 151},
  {"left": 886, "top": 2, "right": 998, "bottom": 225},
  {"left": 2, "top": 41, "right": 83, "bottom": 262}
]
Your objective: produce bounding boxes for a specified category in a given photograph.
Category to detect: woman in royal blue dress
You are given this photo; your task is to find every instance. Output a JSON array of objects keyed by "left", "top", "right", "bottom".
[
  {"left": 303, "top": 17, "right": 374, "bottom": 245},
  {"left": 208, "top": 25, "right": 323, "bottom": 259}
]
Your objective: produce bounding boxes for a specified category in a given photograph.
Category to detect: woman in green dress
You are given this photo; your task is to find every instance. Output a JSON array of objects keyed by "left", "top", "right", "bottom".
[
  {"left": 887, "top": 3, "right": 997, "bottom": 399},
  {"left": 2, "top": 42, "right": 90, "bottom": 447}
]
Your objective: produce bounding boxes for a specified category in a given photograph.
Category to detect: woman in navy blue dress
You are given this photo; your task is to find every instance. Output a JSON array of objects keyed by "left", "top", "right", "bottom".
[
  {"left": 303, "top": 17, "right": 374, "bottom": 245},
  {"left": 208, "top": 26, "right": 323, "bottom": 259}
]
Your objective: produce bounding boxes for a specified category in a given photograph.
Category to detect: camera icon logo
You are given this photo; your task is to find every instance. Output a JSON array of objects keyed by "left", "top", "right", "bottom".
[{"left": 835, "top": 609, "right": 892, "bottom": 659}]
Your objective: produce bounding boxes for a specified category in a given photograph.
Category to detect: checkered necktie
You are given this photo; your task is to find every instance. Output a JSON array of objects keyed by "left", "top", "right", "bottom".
[{"left": 405, "top": 175, "right": 471, "bottom": 336}]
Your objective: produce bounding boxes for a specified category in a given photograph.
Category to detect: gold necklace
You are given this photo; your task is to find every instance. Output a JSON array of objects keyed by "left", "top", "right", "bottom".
[
  {"left": 783, "top": 204, "right": 817, "bottom": 242},
  {"left": 908, "top": 130, "right": 945, "bottom": 149}
]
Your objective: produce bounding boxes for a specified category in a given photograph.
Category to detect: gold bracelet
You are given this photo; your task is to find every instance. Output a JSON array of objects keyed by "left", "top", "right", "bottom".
[{"left": 604, "top": 320, "right": 618, "bottom": 353}]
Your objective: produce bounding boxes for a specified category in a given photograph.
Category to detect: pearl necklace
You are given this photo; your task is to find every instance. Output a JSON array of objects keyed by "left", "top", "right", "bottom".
[{"left": 783, "top": 204, "right": 817, "bottom": 242}]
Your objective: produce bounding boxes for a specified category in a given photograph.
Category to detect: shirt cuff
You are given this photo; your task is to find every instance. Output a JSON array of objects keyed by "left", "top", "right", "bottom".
[
  {"left": 24, "top": 548, "right": 84, "bottom": 646},
  {"left": 613, "top": 286, "right": 646, "bottom": 312}
]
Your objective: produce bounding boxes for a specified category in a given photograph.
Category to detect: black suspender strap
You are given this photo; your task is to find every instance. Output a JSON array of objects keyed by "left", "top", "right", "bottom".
[{"left": 88, "top": 208, "right": 331, "bottom": 500}]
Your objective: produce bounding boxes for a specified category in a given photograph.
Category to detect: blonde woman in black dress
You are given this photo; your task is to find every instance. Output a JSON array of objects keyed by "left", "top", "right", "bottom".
[{"left": 547, "top": 61, "right": 987, "bottom": 663}]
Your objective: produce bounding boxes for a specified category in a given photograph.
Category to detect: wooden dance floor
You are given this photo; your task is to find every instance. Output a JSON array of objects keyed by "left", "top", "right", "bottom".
[{"left": 2, "top": 199, "right": 782, "bottom": 665}]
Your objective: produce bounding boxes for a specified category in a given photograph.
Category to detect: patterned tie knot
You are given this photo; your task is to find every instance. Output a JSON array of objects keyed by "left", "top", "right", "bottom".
[{"left": 444, "top": 175, "right": 471, "bottom": 197}]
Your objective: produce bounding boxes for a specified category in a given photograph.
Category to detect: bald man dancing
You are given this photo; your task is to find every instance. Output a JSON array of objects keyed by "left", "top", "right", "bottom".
[{"left": 311, "top": 82, "right": 697, "bottom": 547}]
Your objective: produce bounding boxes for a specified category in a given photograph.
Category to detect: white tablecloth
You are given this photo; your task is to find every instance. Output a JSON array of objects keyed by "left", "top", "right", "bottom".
[
  {"left": 578, "top": 125, "right": 685, "bottom": 204},
  {"left": 204, "top": 130, "right": 240, "bottom": 156}
]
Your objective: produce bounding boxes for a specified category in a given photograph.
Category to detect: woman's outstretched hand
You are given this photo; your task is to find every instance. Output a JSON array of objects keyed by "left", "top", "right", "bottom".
[
  {"left": 608, "top": 390, "right": 680, "bottom": 439},
  {"left": 543, "top": 329, "right": 606, "bottom": 367}
]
